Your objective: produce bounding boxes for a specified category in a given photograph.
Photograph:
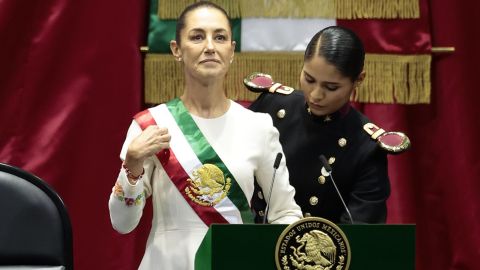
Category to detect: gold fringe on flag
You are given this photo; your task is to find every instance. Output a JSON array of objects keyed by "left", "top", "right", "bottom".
[
  {"left": 144, "top": 54, "right": 183, "bottom": 103},
  {"left": 336, "top": 0, "right": 420, "bottom": 19},
  {"left": 238, "top": 0, "right": 336, "bottom": 19},
  {"left": 144, "top": 52, "right": 431, "bottom": 104},
  {"left": 354, "top": 54, "right": 431, "bottom": 104},
  {"left": 158, "top": 0, "right": 241, "bottom": 19},
  {"left": 158, "top": 0, "right": 419, "bottom": 19}
]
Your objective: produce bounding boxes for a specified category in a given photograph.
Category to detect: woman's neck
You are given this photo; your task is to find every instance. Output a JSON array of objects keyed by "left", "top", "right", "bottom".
[{"left": 180, "top": 79, "right": 230, "bottom": 118}]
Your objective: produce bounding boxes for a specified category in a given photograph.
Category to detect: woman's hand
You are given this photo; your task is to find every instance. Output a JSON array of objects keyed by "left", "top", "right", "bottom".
[{"left": 124, "top": 125, "right": 171, "bottom": 176}]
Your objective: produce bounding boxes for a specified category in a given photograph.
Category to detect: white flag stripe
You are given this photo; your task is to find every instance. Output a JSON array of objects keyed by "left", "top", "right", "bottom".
[
  {"left": 150, "top": 105, "right": 243, "bottom": 224},
  {"left": 240, "top": 18, "right": 336, "bottom": 51}
]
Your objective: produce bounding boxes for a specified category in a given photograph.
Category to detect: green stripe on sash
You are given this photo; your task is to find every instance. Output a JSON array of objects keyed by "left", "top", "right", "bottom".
[{"left": 167, "top": 98, "right": 254, "bottom": 223}]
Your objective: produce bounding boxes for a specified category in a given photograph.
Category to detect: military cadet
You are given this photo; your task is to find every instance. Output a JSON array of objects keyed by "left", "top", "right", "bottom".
[{"left": 245, "top": 26, "right": 410, "bottom": 224}]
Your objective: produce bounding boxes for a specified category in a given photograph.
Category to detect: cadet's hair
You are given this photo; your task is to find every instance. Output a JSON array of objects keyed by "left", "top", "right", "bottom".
[
  {"left": 304, "top": 26, "right": 365, "bottom": 82},
  {"left": 175, "top": 1, "right": 232, "bottom": 45}
]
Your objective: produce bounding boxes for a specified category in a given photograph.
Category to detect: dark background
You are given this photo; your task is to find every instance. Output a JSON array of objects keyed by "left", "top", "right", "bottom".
[{"left": 1, "top": 0, "right": 479, "bottom": 269}]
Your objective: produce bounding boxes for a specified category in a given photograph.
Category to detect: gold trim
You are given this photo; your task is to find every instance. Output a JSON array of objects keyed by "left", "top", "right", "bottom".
[
  {"left": 243, "top": 72, "right": 273, "bottom": 93},
  {"left": 363, "top": 122, "right": 380, "bottom": 136},
  {"left": 158, "top": 0, "right": 242, "bottom": 19},
  {"left": 144, "top": 52, "right": 431, "bottom": 105},
  {"left": 372, "top": 128, "right": 386, "bottom": 140},
  {"left": 140, "top": 46, "right": 149, "bottom": 52},
  {"left": 157, "top": 0, "right": 419, "bottom": 19},
  {"left": 275, "top": 217, "right": 351, "bottom": 270},
  {"left": 355, "top": 54, "right": 431, "bottom": 104},
  {"left": 431, "top": 47, "right": 455, "bottom": 53},
  {"left": 238, "top": 0, "right": 336, "bottom": 19},
  {"left": 377, "top": 131, "right": 412, "bottom": 154},
  {"left": 336, "top": 0, "right": 419, "bottom": 19}
]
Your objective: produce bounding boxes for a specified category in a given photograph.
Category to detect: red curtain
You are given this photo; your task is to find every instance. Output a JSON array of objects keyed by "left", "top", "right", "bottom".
[
  {"left": 414, "top": 0, "right": 480, "bottom": 268},
  {"left": 338, "top": 1, "right": 432, "bottom": 54},
  {"left": 0, "top": 0, "right": 150, "bottom": 268},
  {"left": 1, "top": 0, "right": 479, "bottom": 269}
]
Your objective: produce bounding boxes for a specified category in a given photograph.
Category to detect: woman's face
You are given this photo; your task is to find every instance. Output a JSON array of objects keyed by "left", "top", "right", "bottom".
[
  {"left": 171, "top": 7, "right": 235, "bottom": 81},
  {"left": 300, "top": 55, "right": 362, "bottom": 116}
]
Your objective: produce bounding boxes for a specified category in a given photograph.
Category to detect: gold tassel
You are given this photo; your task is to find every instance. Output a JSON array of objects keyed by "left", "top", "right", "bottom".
[
  {"left": 336, "top": 0, "right": 420, "bottom": 19},
  {"left": 352, "top": 54, "right": 431, "bottom": 104},
  {"left": 158, "top": 0, "right": 419, "bottom": 19},
  {"left": 144, "top": 53, "right": 303, "bottom": 103},
  {"left": 238, "top": 0, "right": 336, "bottom": 19},
  {"left": 158, "top": 0, "right": 241, "bottom": 19},
  {"left": 145, "top": 52, "right": 431, "bottom": 104},
  {"left": 144, "top": 54, "right": 184, "bottom": 103},
  {"left": 158, "top": 0, "right": 187, "bottom": 20}
]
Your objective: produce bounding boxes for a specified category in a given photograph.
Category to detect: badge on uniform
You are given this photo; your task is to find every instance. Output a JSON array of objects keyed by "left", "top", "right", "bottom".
[
  {"left": 363, "top": 123, "right": 411, "bottom": 154},
  {"left": 243, "top": 72, "right": 294, "bottom": 95}
]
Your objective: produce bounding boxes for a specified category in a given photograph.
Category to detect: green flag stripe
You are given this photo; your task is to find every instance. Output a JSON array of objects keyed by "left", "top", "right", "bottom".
[{"left": 149, "top": 0, "right": 242, "bottom": 53}]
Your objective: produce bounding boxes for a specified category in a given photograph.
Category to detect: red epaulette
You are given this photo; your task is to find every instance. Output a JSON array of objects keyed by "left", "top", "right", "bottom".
[
  {"left": 363, "top": 123, "right": 411, "bottom": 154},
  {"left": 243, "top": 72, "right": 294, "bottom": 95}
]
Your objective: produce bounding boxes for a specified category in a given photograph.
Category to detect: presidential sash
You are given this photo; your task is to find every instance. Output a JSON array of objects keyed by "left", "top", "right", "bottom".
[{"left": 134, "top": 98, "right": 254, "bottom": 226}]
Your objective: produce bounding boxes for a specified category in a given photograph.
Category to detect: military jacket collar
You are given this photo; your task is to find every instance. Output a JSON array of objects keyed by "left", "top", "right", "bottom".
[{"left": 304, "top": 102, "right": 351, "bottom": 124}]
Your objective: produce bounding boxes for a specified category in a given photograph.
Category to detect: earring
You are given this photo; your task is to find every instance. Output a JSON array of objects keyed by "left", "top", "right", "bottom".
[
  {"left": 230, "top": 59, "right": 233, "bottom": 64},
  {"left": 177, "top": 57, "right": 182, "bottom": 62}
]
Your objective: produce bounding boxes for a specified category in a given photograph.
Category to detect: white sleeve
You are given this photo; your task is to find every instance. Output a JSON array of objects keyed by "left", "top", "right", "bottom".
[
  {"left": 255, "top": 114, "right": 302, "bottom": 224},
  {"left": 108, "top": 120, "right": 154, "bottom": 234}
]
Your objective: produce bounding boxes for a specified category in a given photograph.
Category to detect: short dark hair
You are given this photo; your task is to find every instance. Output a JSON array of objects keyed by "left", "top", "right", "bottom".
[
  {"left": 304, "top": 26, "right": 365, "bottom": 82},
  {"left": 175, "top": 1, "right": 232, "bottom": 45}
]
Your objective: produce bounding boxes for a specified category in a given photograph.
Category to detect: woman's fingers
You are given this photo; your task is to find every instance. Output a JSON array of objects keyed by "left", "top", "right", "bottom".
[{"left": 128, "top": 125, "right": 171, "bottom": 159}]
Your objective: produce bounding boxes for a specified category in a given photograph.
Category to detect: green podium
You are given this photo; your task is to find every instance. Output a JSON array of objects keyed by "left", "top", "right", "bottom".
[{"left": 195, "top": 223, "right": 415, "bottom": 270}]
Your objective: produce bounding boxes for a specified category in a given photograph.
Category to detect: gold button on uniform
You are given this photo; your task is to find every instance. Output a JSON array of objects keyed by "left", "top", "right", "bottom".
[
  {"left": 257, "top": 191, "right": 264, "bottom": 200},
  {"left": 338, "top": 138, "right": 347, "bottom": 147},
  {"left": 318, "top": 175, "right": 326, "bottom": 184},
  {"left": 328, "top": 157, "right": 336, "bottom": 165},
  {"left": 276, "top": 109, "right": 286, "bottom": 119},
  {"left": 258, "top": 210, "right": 265, "bottom": 217},
  {"left": 309, "top": 196, "right": 318, "bottom": 206}
]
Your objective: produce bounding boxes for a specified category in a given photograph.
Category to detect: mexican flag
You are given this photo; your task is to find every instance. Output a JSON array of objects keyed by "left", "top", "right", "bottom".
[{"left": 145, "top": 0, "right": 431, "bottom": 104}]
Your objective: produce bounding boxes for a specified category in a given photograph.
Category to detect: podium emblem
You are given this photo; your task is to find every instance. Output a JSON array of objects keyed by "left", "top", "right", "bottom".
[{"left": 275, "top": 217, "right": 351, "bottom": 270}]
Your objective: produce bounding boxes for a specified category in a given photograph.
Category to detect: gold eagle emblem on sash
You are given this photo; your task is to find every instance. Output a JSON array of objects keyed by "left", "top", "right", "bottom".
[{"left": 185, "top": 164, "right": 231, "bottom": 206}]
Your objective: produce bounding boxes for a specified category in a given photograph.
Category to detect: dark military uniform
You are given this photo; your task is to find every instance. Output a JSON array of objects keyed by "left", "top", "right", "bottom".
[{"left": 250, "top": 90, "right": 390, "bottom": 224}]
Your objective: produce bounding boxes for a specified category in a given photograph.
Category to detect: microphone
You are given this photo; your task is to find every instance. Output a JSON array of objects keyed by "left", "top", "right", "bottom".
[
  {"left": 319, "top": 155, "right": 354, "bottom": 224},
  {"left": 263, "top": 152, "right": 283, "bottom": 224}
]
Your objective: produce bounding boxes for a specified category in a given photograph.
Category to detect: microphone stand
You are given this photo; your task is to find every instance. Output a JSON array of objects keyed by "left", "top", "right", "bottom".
[
  {"left": 319, "top": 155, "right": 354, "bottom": 224},
  {"left": 263, "top": 153, "right": 282, "bottom": 224}
]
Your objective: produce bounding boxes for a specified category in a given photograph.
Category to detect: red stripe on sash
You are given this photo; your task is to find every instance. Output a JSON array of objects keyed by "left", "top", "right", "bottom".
[
  {"left": 134, "top": 110, "right": 170, "bottom": 166},
  {"left": 134, "top": 109, "right": 228, "bottom": 226}
]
